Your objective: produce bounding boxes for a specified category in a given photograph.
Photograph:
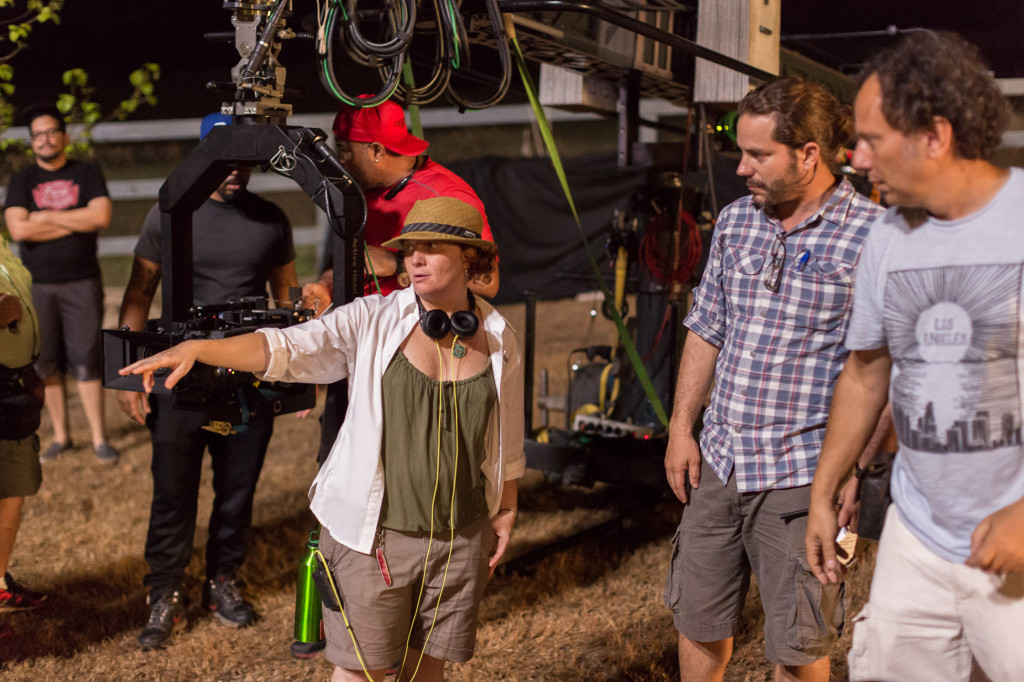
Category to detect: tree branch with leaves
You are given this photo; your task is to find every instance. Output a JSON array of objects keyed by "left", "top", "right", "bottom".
[{"left": 0, "top": 0, "right": 160, "bottom": 156}]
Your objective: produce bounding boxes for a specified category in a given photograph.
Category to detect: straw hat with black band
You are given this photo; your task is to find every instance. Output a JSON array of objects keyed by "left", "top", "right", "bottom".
[{"left": 382, "top": 197, "right": 496, "bottom": 253}]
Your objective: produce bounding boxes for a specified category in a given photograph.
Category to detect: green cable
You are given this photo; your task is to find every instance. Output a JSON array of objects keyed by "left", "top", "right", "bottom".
[
  {"left": 320, "top": 3, "right": 357, "bottom": 105},
  {"left": 444, "top": 0, "right": 461, "bottom": 69},
  {"left": 320, "top": 0, "right": 401, "bottom": 107},
  {"left": 509, "top": 29, "right": 670, "bottom": 428},
  {"left": 402, "top": 60, "right": 424, "bottom": 138},
  {"left": 364, "top": 240, "right": 383, "bottom": 295}
]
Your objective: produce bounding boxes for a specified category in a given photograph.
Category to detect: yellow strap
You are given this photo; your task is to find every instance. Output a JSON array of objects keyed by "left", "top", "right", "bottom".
[{"left": 598, "top": 362, "right": 615, "bottom": 414}]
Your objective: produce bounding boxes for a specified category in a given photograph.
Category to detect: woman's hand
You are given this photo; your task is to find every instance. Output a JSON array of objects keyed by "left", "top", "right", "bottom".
[
  {"left": 488, "top": 508, "right": 517, "bottom": 577},
  {"left": 119, "top": 340, "right": 204, "bottom": 393}
]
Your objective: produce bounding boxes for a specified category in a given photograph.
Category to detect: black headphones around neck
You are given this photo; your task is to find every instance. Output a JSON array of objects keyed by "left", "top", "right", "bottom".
[
  {"left": 383, "top": 173, "right": 413, "bottom": 200},
  {"left": 416, "top": 290, "right": 478, "bottom": 340}
]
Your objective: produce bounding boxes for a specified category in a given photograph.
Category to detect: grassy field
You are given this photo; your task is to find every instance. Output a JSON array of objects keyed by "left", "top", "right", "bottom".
[{"left": 0, "top": 296, "right": 874, "bottom": 680}]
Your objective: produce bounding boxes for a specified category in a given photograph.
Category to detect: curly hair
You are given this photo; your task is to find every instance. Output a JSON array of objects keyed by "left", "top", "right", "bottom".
[
  {"left": 859, "top": 31, "right": 1009, "bottom": 160},
  {"left": 463, "top": 245, "right": 496, "bottom": 284},
  {"left": 737, "top": 77, "right": 852, "bottom": 172}
]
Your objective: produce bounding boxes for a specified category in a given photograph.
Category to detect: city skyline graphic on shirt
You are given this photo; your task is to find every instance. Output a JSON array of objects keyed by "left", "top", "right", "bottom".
[{"left": 884, "top": 264, "right": 1022, "bottom": 454}]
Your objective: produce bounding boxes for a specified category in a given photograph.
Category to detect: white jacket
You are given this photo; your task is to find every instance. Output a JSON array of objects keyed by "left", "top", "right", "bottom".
[{"left": 257, "top": 287, "right": 526, "bottom": 554}]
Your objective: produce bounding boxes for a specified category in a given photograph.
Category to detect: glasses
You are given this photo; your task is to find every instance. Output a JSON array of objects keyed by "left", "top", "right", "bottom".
[
  {"left": 30, "top": 128, "right": 63, "bottom": 141},
  {"left": 763, "top": 233, "right": 786, "bottom": 291}
]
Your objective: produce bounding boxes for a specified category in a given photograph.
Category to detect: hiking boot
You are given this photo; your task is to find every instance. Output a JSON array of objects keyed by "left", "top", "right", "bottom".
[
  {"left": 39, "top": 440, "right": 71, "bottom": 462},
  {"left": 0, "top": 573, "right": 47, "bottom": 612},
  {"left": 93, "top": 442, "right": 120, "bottom": 464},
  {"left": 138, "top": 590, "right": 187, "bottom": 650},
  {"left": 203, "top": 575, "right": 255, "bottom": 627},
  {"left": 290, "top": 638, "right": 326, "bottom": 659}
]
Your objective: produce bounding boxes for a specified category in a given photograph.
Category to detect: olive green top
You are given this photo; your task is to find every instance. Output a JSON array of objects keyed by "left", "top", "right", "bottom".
[{"left": 380, "top": 350, "right": 496, "bottom": 532}]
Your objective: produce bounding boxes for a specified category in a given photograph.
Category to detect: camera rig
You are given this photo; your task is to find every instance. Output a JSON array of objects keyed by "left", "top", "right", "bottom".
[{"left": 102, "top": 1, "right": 366, "bottom": 428}]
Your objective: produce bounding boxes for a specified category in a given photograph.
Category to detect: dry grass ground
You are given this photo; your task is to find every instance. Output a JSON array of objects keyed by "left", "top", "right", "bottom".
[{"left": 0, "top": 294, "right": 874, "bottom": 681}]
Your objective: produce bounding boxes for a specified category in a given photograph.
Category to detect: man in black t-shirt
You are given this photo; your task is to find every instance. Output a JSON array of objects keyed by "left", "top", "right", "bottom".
[
  {"left": 116, "top": 114, "right": 299, "bottom": 652},
  {"left": 3, "top": 104, "right": 118, "bottom": 465}
]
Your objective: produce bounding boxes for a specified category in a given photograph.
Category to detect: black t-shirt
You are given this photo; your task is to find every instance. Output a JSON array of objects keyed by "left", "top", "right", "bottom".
[
  {"left": 5, "top": 160, "right": 110, "bottom": 283},
  {"left": 135, "top": 191, "right": 295, "bottom": 306}
]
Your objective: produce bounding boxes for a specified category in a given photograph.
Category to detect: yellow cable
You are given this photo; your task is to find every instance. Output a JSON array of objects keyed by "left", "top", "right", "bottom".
[
  {"left": 403, "top": 337, "right": 462, "bottom": 680},
  {"left": 598, "top": 363, "right": 614, "bottom": 414},
  {"left": 397, "top": 338, "right": 458, "bottom": 679},
  {"left": 312, "top": 548, "right": 375, "bottom": 682},
  {"left": 332, "top": 337, "right": 467, "bottom": 681},
  {"left": 614, "top": 245, "right": 627, "bottom": 313}
]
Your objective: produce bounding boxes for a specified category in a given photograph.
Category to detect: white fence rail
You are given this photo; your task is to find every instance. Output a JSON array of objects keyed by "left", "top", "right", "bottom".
[{"left": 2, "top": 100, "right": 691, "bottom": 257}]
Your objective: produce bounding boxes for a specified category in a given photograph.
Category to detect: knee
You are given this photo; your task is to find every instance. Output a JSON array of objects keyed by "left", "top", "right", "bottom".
[
  {"left": 0, "top": 496, "right": 25, "bottom": 516},
  {"left": 332, "top": 665, "right": 386, "bottom": 682},
  {"left": 779, "top": 656, "right": 830, "bottom": 682}
]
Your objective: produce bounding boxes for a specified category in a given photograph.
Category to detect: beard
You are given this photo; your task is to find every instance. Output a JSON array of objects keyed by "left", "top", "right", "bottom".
[
  {"left": 748, "top": 177, "right": 792, "bottom": 209},
  {"left": 34, "top": 146, "right": 64, "bottom": 164},
  {"left": 215, "top": 172, "right": 250, "bottom": 202},
  {"left": 748, "top": 156, "right": 803, "bottom": 210}
]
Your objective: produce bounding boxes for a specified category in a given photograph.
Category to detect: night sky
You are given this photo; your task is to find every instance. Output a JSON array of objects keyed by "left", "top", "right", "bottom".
[
  {"left": 8, "top": 1, "right": 1024, "bottom": 122},
  {"left": 9, "top": 1, "right": 340, "bottom": 120}
]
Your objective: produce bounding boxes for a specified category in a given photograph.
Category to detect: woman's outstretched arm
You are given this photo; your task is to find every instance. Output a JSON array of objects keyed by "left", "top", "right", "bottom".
[{"left": 119, "top": 333, "right": 270, "bottom": 393}]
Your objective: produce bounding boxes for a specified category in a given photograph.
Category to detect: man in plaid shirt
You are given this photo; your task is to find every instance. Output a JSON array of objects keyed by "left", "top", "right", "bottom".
[{"left": 663, "top": 77, "right": 883, "bottom": 682}]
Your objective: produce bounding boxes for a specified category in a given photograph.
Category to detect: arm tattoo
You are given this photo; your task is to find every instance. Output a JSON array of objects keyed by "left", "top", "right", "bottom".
[
  {"left": 141, "top": 270, "right": 161, "bottom": 297},
  {"left": 126, "top": 262, "right": 162, "bottom": 297}
]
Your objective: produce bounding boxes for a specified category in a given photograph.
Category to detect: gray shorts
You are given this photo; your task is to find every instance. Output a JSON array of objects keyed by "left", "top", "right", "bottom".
[
  {"left": 0, "top": 434, "right": 41, "bottom": 499},
  {"left": 664, "top": 458, "right": 844, "bottom": 666},
  {"left": 31, "top": 278, "right": 104, "bottom": 382},
  {"left": 319, "top": 516, "right": 494, "bottom": 672}
]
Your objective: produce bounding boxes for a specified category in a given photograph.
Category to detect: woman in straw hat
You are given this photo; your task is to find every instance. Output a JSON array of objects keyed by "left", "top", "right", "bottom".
[{"left": 120, "top": 196, "right": 524, "bottom": 682}]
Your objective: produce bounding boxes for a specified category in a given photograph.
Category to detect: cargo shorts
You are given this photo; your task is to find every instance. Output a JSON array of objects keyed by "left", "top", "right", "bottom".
[
  {"left": 319, "top": 516, "right": 494, "bottom": 672},
  {"left": 664, "top": 458, "right": 844, "bottom": 666}
]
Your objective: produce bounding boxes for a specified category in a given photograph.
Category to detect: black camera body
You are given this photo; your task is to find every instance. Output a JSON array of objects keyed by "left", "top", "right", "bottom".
[{"left": 103, "top": 296, "right": 317, "bottom": 423}]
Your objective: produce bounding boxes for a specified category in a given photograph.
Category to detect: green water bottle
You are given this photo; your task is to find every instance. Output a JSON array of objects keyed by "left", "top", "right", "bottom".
[{"left": 294, "top": 528, "right": 323, "bottom": 643}]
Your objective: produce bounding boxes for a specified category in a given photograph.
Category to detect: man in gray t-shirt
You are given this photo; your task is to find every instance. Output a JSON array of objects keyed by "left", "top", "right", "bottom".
[
  {"left": 116, "top": 115, "right": 298, "bottom": 652},
  {"left": 806, "top": 33, "right": 1024, "bottom": 682}
]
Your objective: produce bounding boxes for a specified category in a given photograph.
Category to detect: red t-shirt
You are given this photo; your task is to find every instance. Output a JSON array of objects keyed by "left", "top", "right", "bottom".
[{"left": 361, "top": 159, "right": 492, "bottom": 295}]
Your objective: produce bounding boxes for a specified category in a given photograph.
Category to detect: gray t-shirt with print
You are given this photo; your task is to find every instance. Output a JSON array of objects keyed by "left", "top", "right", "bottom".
[{"left": 846, "top": 166, "right": 1024, "bottom": 563}]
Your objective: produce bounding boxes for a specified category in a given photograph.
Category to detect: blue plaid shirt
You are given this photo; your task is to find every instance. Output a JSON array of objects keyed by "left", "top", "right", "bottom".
[{"left": 685, "top": 178, "right": 883, "bottom": 492}]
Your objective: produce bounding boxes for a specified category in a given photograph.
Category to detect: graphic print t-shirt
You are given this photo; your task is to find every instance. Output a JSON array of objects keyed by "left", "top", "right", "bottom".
[
  {"left": 5, "top": 160, "right": 109, "bottom": 283},
  {"left": 846, "top": 167, "right": 1024, "bottom": 562}
]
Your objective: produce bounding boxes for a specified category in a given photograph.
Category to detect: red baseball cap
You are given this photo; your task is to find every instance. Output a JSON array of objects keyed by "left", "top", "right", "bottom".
[{"left": 332, "top": 98, "right": 429, "bottom": 157}]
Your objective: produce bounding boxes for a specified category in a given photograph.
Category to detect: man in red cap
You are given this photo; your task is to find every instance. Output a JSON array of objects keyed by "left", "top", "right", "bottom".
[{"left": 303, "top": 99, "right": 498, "bottom": 308}]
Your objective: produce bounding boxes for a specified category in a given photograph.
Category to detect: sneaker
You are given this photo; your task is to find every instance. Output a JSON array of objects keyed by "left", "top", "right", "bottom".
[
  {"left": 0, "top": 573, "right": 47, "bottom": 612},
  {"left": 290, "top": 639, "right": 326, "bottom": 659},
  {"left": 93, "top": 442, "right": 120, "bottom": 464},
  {"left": 138, "top": 590, "right": 187, "bottom": 650},
  {"left": 203, "top": 575, "right": 255, "bottom": 627},
  {"left": 39, "top": 440, "right": 71, "bottom": 462}
]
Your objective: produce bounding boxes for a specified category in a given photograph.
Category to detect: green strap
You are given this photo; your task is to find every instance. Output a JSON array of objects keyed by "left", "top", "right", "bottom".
[
  {"left": 401, "top": 61, "right": 424, "bottom": 138},
  {"left": 508, "top": 25, "right": 669, "bottom": 428}
]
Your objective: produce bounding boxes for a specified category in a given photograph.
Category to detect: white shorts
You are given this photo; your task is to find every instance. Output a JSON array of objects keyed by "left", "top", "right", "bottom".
[{"left": 849, "top": 505, "right": 1024, "bottom": 682}]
